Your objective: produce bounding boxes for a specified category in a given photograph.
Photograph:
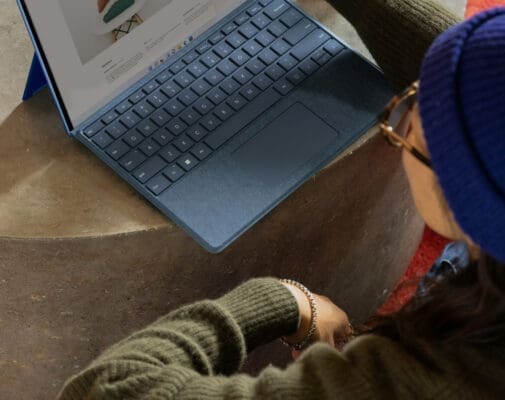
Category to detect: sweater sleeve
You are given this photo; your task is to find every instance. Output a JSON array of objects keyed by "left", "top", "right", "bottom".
[
  {"left": 326, "top": 0, "right": 462, "bottom": 89},
  {"left": 57, "top": 278, "right": 470, "bottom": 400}
]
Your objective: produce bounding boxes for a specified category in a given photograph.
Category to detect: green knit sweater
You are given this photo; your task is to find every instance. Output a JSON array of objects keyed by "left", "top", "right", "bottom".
[{"left": 59, "top": 1, "right": 499, "bottom": 399}]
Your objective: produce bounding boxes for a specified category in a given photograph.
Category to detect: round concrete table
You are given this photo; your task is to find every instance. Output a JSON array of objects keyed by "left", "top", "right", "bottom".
[{"left": 0, "top": 1, "right": 464, "bottom": 399}]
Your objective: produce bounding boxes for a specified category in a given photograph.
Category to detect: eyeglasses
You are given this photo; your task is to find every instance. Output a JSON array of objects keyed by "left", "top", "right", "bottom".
[{"left": 379, "top": 81, "right": 433, "bottom": 170}]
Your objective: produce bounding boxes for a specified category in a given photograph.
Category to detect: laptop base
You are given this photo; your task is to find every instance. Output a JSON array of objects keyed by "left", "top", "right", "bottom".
[{"left": 22, "top": 53, "right": 47, "bottom": 101}]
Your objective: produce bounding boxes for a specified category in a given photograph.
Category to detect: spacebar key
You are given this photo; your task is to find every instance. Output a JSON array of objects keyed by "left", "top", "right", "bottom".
[{"left": 205, "top": 88, "right": 282, "bottom": 150}]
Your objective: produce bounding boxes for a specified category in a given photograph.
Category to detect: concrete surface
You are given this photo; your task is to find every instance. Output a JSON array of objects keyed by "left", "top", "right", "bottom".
[{"left": 0, "top": 0, "right": 465, "bottom": 399}]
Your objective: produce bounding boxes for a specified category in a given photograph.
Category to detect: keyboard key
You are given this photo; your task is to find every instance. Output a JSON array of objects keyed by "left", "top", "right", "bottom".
[
  {"left": 239, "top": 23, "right": 259, "bottom": 39},
  {"left": 191, "top": 142, "right": 212, "bottom": 160},
  {"left": 233, "top": 68, "right": 254, "bottom": 85},
  {"left": 122, "top": 130, "right": 143, "bottom": 147},
  {"left": 271, "top": 39, "right": 290, "bottom": 55},
  {"left": 178, "top": 89, "right": 198, "bottom": 107},
  {"left": 177, "top": 154, "right": 199, "bottom": 171},
  {"left": 120, "top": 111, "right": 140, "bottom": 128},
  {"left": 193, "top": 97, "right": 214, "bottom": 115},
  {"left": 106, "top": 121, "right": 127, "bottom": 139},
  {"left": 164, "top": 99, "right": 185, "bottom": 116},
  {"left": 243, "top": 39, "right": 263, "bottom": 57},
  {"left": 299, "top": 58, "right": 319, "bottom": 75},
  {"left": 201, "top": 52, "right": 221, "bottom": 68},
  {"left": 234, "top": 13, "right": 249, "bottom": 26},
  {"left": 200, "top": 114, "right": 221, "bottom": 131},
  {"left": 278, "top": 54, "right": 298, "bottom": 70},
  {"left": 205, "top": 88, "right": 281, "bottom": 150},
  {"left": 230, "top": 49, "right": 250, "bottom": 66},
  {"left": 265, "top": 63, "right": 285, "bottom": 80},
  {"left": 102, "top": 110, "right": 118, "bottom": 125},
  {"left": 173, "top": 135, "right": 194, "bottom": 152},
  {"left": 161, "top": 81, "right": 182, "bottom": 98},
  {"left": 284, "top": 19, "right": 316, "bottom": 46},
  {"left": 147, "top": 91, "right": 168, "bottom": 108},
  {"left": 227, "top": 32, "right": 247, "bottom": 49},
  {"left": 92, "top": 131, "right": 113, "bottom": 149},
  {"left": 133, "top": 155, "right": 166, "bottom": 183},
  {"left": 129, "top": 90, "right": 145, "bottom": 104},
  {"left": 83, "top": 120, "right": 104, "bottom": 137},
  {"left": 253, "top": 74, "right": 274, "bottom": 90},
  {"left": 192, "top": 79, "right": 212, "bottom": 96},
  {"left": 196, "top": 41, "right": 212, "bottom": 54},
  {"left": 143, "top": 81, "right": 159, "bottom": 94},
  {"left": 207, "top": 87, "right": 227, "bottom": 105},
  {"left": 251, "top": 13, "right": 271, "bottom": 30},
  {"left": 146, "top": 174, "right": 171, "bottom": 195},
  {"left": 156, "top": 70, "right": 172, "bottom": 84},
  {"left": 175, "top": 72, "right": 195, "bottom": 88},
  {"left": 152, "top": 130, "right": 174, "bottom": 146},
  {"left": 217, "top": 59, "right": 238, "bottom": 76},
  {"left": 187, "top": 125, "right": 208, "bottom": 142},
  {"left": 324, "top": 39, "right": 344, "bottom": 56},
  {"left": 138, "top": 139, "right": 160, "bottom": 156},
  {"left": 222, "top": 22, "right": 237, "bottom": 35},
  {"left": 180, "top": 108, "right": 200, "bottom": 125},
  {"left": 133, "top": 102, "right": 154, "bottom": 119},
  {"left": 150, "top": 109, "right": 171, "bottom": 126},
  {"left": 255, "top": 31, "right": 275, "bottom": 47},
  {"left": 166, "top": 118, "right": 187, "bottom": 136},
  {"left": 290, "top": 29, "right": 330, "bottom": 61},
  {"left": 280, "top": 8, "right": 303, "bottom": 28},
  {"left": 209, "top": 31, "right": 225, "bottom": 45},
  {"left": 260, "top": 0, "right": 274, "bottom": 5},
  {"left": 312, "top": 48, "right": 332, "bottom": 65},
  {"left": 136, "top": 120, "right": 157, "bottom": 136},
  {"left": 268, "top": 20, "right": 288, "bottom": 37},
  {"left": 115, "top": 100, "right": 132, "bottom": 114},
  {"left": 204, "top": 70, "right": 225, "bottom": 86},
  {"left": 119, "top": 150, "right": 146, "bottom": 172},
  {"left": 274, "top": 78, "right": 294, "bottom": 95},
  {"left": 247, "top": 3, "right": 263, "bottom": 16},
  {"left": 220, "top": 77, "right": 241, "bottom": 95},
  {"left": 264, "top": 0, "right": 289, "bottom": 19},
  {"left": 246, "top": 58, "right": 266, "bottom": 75},
  {"left": 258, "top": 48, "right": 278, "bottom": 65},
  {"left": 163, "top": 164, "right": 185, "bottom": 182},
  {"left": 187, "top": 61, "right": 208, "bottom": 78},
  {"left": 159, "top": 145, "right": 181, "bottom": 163},
  {"left": 227, "top": 93, "right": 248, "bottom": 111},
  {"left": 286, "top": 69, "right": 306, "bottom": 85},
  {"left": 214, "top": 103, "right": 234, "bottom": 121},
  {"left": 241, "top": 84, "right": 261, "bottom": 100},
  {"left": 182, "top": 51, "right": 199, "bottom": 64},
  {"left": 214, "top": 42, "right": 234, "bottom": 58},
  {"left": 106, "top": 140, "right": 130, "bottom": 160},
  {"left": 170, "top": 60, "right": 186, "bottom": 74}
]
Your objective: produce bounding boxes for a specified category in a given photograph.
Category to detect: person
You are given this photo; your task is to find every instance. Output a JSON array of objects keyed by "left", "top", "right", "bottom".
[{"left": 58, "top": 0, "right": 505, "bottom": 399}]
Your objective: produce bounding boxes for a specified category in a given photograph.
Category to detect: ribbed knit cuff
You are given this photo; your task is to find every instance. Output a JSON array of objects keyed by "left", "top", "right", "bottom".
[{"left": 216, "top": 278, "right": 300, "bottom": 351}]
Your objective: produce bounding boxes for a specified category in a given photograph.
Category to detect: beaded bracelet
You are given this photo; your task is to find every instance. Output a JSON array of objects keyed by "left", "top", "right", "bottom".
[{"left": 280, "top": 279, "right": 318, "bottom": 351}]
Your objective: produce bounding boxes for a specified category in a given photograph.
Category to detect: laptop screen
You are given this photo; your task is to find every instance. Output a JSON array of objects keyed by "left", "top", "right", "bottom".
[{"left": 22, "top": 0, "right": 247, "bottom": 130}]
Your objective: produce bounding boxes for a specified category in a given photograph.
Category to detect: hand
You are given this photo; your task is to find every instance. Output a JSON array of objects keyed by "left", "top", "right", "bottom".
[
  {"left": 98, "top": 0, "right": 111, "bottom": 13},
  {"left": 282, "top": 283, "right": 352, "bottom": 357}
]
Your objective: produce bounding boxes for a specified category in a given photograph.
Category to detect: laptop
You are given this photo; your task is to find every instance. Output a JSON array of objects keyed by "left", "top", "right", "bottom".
[{"left": 17, "top": 0, "right": 393, "bottom": 252}]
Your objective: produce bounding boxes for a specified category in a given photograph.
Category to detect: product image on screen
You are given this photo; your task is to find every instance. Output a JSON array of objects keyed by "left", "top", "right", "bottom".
[{"left": 60, "top": 0, "right": 174, "bottom": 64}]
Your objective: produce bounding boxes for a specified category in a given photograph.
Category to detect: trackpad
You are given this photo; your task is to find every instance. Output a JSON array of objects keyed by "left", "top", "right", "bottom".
[{"left": 232, "top": 103, "right": 338, "bottom": 186}]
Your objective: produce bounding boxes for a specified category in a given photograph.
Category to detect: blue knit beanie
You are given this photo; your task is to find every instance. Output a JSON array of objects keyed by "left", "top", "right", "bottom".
[{"left": 419, "top": 7, "right": 505, "bottom": 263}]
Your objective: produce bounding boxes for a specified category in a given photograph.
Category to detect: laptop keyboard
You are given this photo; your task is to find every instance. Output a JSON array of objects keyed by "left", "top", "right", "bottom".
[{"left": 82, "top": 0, "right": 344, "bottom": 196}]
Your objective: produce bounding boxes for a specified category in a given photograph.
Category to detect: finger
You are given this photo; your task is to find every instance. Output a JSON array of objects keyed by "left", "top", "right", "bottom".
[{"left": 291, "top": 349, "right": 301, "bottom": 360}]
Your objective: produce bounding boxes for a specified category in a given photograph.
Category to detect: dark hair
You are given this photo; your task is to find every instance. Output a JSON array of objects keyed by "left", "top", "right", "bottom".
[{"left": 366, "top": 253, "right": 505, "bottom": 390}]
